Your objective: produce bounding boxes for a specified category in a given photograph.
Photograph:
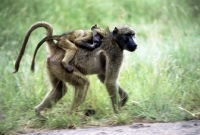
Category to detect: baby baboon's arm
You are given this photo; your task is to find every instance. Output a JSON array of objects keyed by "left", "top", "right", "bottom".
[{"left": 74, "top": 33, "right": 96, "bottom": 50}]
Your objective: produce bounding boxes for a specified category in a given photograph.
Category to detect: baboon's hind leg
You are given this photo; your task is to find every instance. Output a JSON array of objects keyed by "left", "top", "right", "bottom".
[
  {"left": 67, "top": 72, "right": 90, "bottom": 112},
  {"left": 34, "top": 71, "right": 67, "bottom": 116}
]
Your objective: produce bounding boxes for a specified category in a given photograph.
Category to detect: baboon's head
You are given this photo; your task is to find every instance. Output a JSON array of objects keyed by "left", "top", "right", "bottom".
[
  {"left": 91, "top": 24, "right": 107, "bottom": 37},
  {"left": 112, "top": 25, "right": 137, "bottom": 52}
]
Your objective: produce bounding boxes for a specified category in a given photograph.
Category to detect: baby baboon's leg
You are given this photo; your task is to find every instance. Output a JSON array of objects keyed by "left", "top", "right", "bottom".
[
  {"left": 62, "top": 49, "right": 77, "bottom": 72},
  {"left": 57, "top": 39, "right": 77, "bottom": 72},
  {"left": 34, "top": 69, "right": 67, "bottom": 116}
]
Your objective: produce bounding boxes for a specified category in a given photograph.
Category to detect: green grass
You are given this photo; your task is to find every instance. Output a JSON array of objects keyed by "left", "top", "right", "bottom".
[{"left": 0, "top": 0, "right": 200, "bottom": 134}]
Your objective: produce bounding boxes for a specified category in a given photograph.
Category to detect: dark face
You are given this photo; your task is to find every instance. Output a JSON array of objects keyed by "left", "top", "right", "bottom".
[
  {"left": 113, "top": 28, "right": 137, "bottom": 52},
  {"left": 117, "top": 34, "right": 137, "bottom": 51}
]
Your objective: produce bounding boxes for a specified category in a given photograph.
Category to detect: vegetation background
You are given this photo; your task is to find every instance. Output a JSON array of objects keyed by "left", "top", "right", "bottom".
[{"left": 0, "top": 0, "right": 200, "bottom": 134}]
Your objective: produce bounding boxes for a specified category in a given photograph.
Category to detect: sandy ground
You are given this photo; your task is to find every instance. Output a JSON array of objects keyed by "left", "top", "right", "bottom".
[{"left": 24, "top": 120, "right": 200, "bottom": 135}]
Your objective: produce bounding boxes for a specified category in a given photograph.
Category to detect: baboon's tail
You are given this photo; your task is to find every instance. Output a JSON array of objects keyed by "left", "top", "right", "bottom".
[
  {"left": 30, "top": 35, "right": 61, "bottom": 71},
  {"left": 13, "top": 21, "right": 53, "bottom": 73}
]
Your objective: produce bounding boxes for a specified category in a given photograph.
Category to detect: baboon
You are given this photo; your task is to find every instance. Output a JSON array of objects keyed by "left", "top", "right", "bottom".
[{"left": 13, "top": 21, "right": 137, "bottom": 116}]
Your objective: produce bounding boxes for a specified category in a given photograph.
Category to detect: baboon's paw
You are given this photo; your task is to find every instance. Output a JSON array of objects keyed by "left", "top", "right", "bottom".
[
  {"left": 61, "top": 62, "right": 74, "bottom": 73},
  {"left": 34, "top": 107, "right": 41, "bottom": 116},
  {"left": 84, "top": 109, "right": 96, "bottom": 116}
]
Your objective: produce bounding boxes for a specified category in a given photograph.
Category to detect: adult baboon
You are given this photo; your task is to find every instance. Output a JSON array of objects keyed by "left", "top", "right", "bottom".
[{"left": 13, "top": 22, "right": 137, "bottom": 116}]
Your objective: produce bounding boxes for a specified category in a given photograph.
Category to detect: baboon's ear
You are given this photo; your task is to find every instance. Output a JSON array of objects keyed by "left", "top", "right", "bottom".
[
  {"left": 92, "top": 24, "right": 97, "bottom": 27},
  {"left": 113, "top": 27, "right": 118, "bottom": 35},
  {"left": 91, "top": 24, "right": 98, "bottom": 30}
]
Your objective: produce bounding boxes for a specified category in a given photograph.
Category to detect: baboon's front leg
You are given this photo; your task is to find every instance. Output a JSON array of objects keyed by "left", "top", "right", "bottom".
[
  {"left": 105, "top": 81, "right": 119, "bottom": 113},
  {"left": 34, "top": 70, "right": 67, "bottom": 116},
  {"left": 97, "top": 73, "right": 119, "bottom": 113},
  {"left": 97, "top": 74, "right": 128, "bottom": 111}
]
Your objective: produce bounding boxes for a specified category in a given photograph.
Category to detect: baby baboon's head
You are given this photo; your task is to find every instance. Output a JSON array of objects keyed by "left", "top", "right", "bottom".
[{"left": 91, "top": 24, "right": 107, "bottom": 37}]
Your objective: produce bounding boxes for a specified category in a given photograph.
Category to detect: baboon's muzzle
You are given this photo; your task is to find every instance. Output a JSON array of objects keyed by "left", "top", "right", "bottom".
[{"left": 129, "top": 44, "right": 137, "bottom": 52}]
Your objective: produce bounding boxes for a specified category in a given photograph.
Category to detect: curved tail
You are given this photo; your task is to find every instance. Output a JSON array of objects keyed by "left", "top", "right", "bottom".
[
  {"left": 30, "top": 35, "right": 61, "bottom": 71},
  {"left": 13, "top": 21, "right": 53, "bottom": 73}
]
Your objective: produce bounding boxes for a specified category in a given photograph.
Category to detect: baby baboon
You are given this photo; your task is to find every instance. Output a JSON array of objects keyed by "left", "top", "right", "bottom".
[
  {"left": 13, "top": 21, "right": 137, "bottom": 116},
  {"left": 47, "top": 24, "right": 106, "bottom": 72}
]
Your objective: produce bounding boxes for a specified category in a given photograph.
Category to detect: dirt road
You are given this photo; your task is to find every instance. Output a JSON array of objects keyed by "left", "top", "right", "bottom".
[{"left": 25, "top": 120, "right": 200, "bottom": 135}]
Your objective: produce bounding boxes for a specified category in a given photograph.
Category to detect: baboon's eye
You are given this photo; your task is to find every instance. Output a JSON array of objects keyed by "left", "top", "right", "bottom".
[{"left": 126, "top": 33, "right": 134, "bottom": 36}]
